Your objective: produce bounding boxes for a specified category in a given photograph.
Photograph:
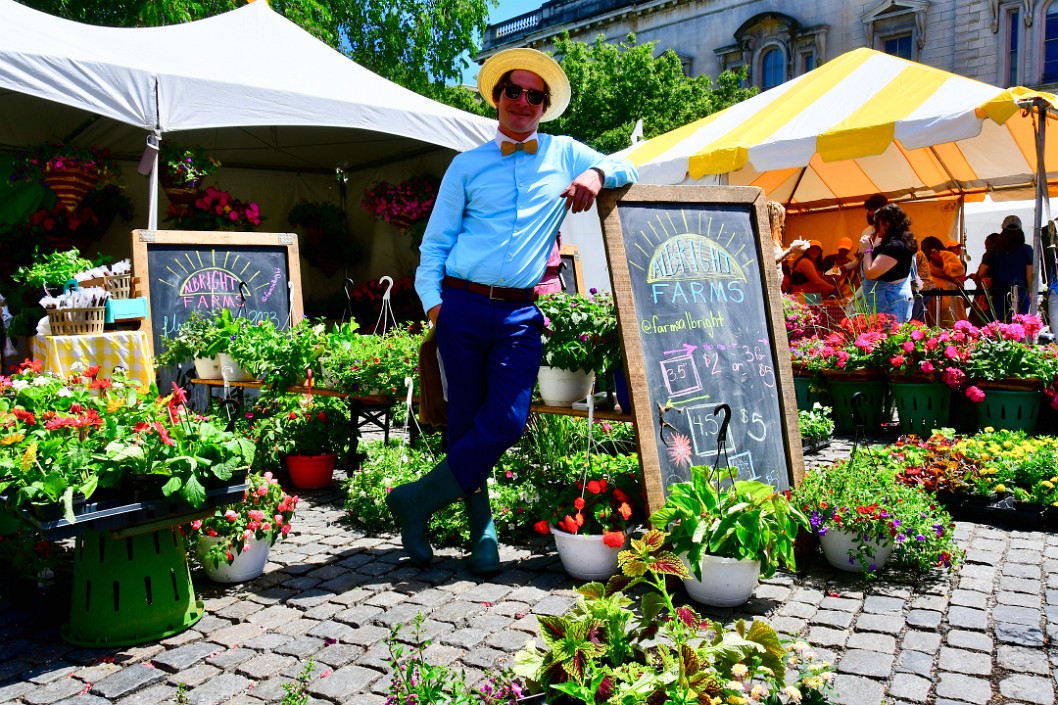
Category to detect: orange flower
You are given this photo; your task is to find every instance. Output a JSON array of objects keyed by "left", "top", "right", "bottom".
[
  {"left": 574, "top": 497, "right": 585, "bottom": 510},
  {"left": 602, "top": 531, "right": 625, "bottom": 548},
  {"left": 533, "top": 520, "right": 551, "bottom": 535},
  {"left": 586, "top": 480, "right": 603, "bottom": 494},
  {"left": 618, "top": 502, "right": 632, "bottom": 520}
]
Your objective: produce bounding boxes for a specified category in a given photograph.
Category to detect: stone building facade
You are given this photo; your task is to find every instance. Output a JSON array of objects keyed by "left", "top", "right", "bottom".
[{"left": 480, "top": 0, "right": 1057, "bottom": 91}]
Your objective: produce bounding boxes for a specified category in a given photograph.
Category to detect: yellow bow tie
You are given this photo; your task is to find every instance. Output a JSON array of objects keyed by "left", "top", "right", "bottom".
[{"left": 500, "top": 139, "right": 538, "bottom": 156}]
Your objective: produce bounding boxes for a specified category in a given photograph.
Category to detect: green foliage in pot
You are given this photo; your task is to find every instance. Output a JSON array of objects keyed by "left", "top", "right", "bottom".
[
  {"left": 649, "top": 465, "right": 808, "bottom": 580},
  {"left": 537, "top": 290, "right": 619, "bottom": 375},
  {"left": 798, "top": 404, "right": 834, "bottom": 445},
  {"left": 155, "top": 309, "right": 237, "bottom": 369},
  {"left": 323, "top": 323, "right": 423, "bottom": 396},
  {"left": 514, "top": 529, "right": 837, "bottom": 704},
  {"left": 12, "top": 246, "right": 98, "bottom": 289},
  {"left": 241, "top": 394, "right": 349, "bottom": 468},
  {"left": 792, "top": 454, "right": 963, "bottom": 579}
]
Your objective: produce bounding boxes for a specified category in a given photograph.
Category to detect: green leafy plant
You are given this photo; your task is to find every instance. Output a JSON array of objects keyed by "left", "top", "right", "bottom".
[
  {"left": 798, "top": 405, "right": 835, "bottom": 444},
  {"left": 793, "top": 454, "right": 963, "bottom": 579},
  {"left": 155, "top": 309, "right": 239, "bottom": 368},
  {"left": 241, "top": 394, "right": 349, "bottom": 468},
  {"left": 227, "top": 317, "right": 329, "bottom": 392},
  {"left": 159, "top": 141, "right": 220, "bottom": 187},
  {"left": 385, "top": 613, "right": 525, "bottom": 704},
  {"left": 537, "top": 290, "right": 619, "bottom": 375},
  {"left": 650, "top": 465, "right": 808, "bottom": 580},
  {"left": 514, "top": 529, "right": 837, "bottom": 704},
  {"left": 281, "top": 658, "right": 315, "bottom": 705},
  {"left": 12, "top": 247, "right": 98, "bottom": 289},
  {"left": 183, "top": 471, "right": 299, "bottom": 569},
  {"left": 322, "top": 323, "right": 423, "bottom": 396}
]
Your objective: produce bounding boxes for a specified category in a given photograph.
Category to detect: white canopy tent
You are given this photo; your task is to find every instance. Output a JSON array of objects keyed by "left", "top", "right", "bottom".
[{"left": 0, "top": 0, "right": 496, "bottom": 228}]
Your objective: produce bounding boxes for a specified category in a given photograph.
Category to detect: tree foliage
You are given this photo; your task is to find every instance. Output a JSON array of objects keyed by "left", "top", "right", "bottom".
[{"left": 543, "top": 33, "right": 757, "bottom": 154}]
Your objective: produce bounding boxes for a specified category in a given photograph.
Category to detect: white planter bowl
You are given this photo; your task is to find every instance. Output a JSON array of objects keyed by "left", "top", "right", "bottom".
[
  {"left": 681, "top": 553, "right": 762, "bottom": 607},
  {"left": 819, "top": 529, "right": 893, "bottom": 572},
  {"left": 551, "top": 526, "right": 629, "bottom": 581},
  {"left": 193, "top": 356, "right": 222, "bottom": 380},
  {"left": 538, "top": 366, "right": 596, "bottom": 407},
  {"left": 218, "top": 352, "right": 255, "bottom": 382},
  {"left": 196, "top": 534, "right": 271, "bottom": 583}
]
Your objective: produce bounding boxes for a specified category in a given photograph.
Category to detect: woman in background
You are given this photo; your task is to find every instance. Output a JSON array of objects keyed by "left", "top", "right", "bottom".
[
  {"left": 858, "top": 203, "right": 917, "bottom": 323},
  {"left": 791, "top": 240, "right": 840, "bottom": 298},
  {"left": 767, "top": 201, "right": 809, "bottom": 292}
]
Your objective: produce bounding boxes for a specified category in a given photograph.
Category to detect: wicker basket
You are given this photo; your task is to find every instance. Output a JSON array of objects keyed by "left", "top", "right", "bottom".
[
  {"left": 48, "top": 306, "right": 106, "bottom": 335},
  {"left": 105, "top": 274, "right": 132, "bottom": 300}
]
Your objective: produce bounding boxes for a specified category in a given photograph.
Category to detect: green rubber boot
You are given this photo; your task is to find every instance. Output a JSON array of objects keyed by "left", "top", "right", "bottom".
[
  {"left": 385, "top": 459, "right": 464, "bottom": 566},
  {"left": 466, "top": 486, "right": 500, "bottom": 575}
]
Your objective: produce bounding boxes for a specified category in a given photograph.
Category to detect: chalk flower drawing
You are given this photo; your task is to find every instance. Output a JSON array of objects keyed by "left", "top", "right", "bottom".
[{"left": 667, "top": 432, "right": 693, "bottom": 468}]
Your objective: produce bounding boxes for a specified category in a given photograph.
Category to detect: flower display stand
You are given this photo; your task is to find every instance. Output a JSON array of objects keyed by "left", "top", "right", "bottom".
[
  {"left": 889, "top": 380, "right": 951, "bottom": 437},
  {"left": 822, "top": 370, "right": 887, "bottom": 432},
  {"left": 63, "top": 526, "right": 203, "bottom": 647}
]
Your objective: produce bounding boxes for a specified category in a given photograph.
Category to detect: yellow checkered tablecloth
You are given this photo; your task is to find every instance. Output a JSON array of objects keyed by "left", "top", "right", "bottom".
[{"left": 30, "top": 331, "right": 155, "bottom": 388}]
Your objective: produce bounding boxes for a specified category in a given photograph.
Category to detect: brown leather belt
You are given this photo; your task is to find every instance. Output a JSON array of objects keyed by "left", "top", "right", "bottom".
[{"left": 443, "top": 275, "right": 536, "bottom": 302}]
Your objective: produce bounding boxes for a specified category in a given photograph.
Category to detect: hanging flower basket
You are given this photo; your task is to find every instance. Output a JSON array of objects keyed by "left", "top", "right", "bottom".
[{"left": 42, "top": 168, "right": 100, "bottom": 213}]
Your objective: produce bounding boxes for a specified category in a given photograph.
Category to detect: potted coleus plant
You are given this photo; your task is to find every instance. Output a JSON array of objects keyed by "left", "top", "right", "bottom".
[
  {"left": 650, "top": 464, "right": 808, "bottom": 606},
  {"left": 793, "top": 453, "right": 963, "bottom": 580},
  {"left": 184, "top": 471, "right": 298, "bottom": 583},
  {"left": 532, "top": 451, "right": 644, "bottom": 581},
  {"left": 536, "top": 290, "right": 620, "bottom": 407},
  {"left": 514, "top": 529, "right": 838, "bottom": 704}
]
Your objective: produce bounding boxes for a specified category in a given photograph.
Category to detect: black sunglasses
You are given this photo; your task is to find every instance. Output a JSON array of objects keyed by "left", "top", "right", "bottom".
[{"left": 501, "top": 83, "right": 547, "bottom": 106}]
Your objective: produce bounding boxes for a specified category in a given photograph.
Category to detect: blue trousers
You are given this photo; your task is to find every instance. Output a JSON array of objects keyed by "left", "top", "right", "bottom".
[{"left": 435, "top": 286, "right": 544, "bottom": 493}]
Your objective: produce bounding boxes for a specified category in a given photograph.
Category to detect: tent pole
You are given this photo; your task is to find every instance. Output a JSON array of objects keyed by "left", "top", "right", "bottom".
[
  {"left": 148, "top": 130, "right": 161, "bottom": 231},
  {"left": 1031, "top": 99, "right": 1047, "bottom": 318}
]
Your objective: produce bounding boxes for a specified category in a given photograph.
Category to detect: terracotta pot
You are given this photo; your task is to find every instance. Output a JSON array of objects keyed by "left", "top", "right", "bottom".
[{"left": 286, "top": 453, "right": 338, "bottom": 489}]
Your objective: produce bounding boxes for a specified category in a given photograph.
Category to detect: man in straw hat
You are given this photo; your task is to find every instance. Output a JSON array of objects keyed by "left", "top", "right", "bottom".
[{"left": 389, "top": 48, "right": 638, "bottom": 573}]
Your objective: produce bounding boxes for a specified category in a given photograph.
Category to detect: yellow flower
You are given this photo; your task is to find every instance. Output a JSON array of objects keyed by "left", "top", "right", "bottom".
[
  {"left": 984, "top": 426, "right": 995, "bottom": 433},
  {"left": 1, "top": 433, "right": 25, "bottom": 446},
  {"left": 1043, "top": 481, "right": 1054, "bottom": 490},
  {"left": 106, "top": 397, "right": 125, "bottom": 414},
  {"left": 994, "top": 484, "right": 1007, "bottom": 493}
]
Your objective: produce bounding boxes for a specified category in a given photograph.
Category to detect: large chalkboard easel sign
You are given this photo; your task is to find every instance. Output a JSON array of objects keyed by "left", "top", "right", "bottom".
[
  {"left": 131, "top": 230, "right": 304, "bottom": 360},
  {"left": 598, "top": 185, "right": 803, "bottom": 515}
]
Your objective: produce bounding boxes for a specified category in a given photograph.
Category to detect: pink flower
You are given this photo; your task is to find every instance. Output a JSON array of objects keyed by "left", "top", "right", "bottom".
[
  {"left": 890, "top": 355, "right": 906, "bottom": 367},
  {"left": 920, "top": 360, "right": 935, "bottom": 373},
  {"left": 965, "top": 385, "right": 986, "bottom": 402},
  {"left": 902, "top": 341, "right": 915, "bottom": 353},
  {"left": 224, "top": 509, "right": 238, "bottom": 522},
  {"left": 281, "top": 525, "right": 291, "bottom": 535}
]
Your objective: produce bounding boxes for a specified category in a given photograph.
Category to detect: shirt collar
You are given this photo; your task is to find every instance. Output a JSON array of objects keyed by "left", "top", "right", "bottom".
[{"left": 495, "top": 130, "right": 538, "bottom": 150}]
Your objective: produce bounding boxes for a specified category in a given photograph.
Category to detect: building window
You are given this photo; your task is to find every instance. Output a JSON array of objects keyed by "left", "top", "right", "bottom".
[
  {"left": 1008, "top": 8, "right": 1019, "bottom": 86},
  {"left": 801, "top": 51, "right": 816, "bottom": 73},
  {"left": 883, "top": 33, "right": 913, "bottom": 59},
  {"left": 1046, "top": 3, "right": 1058, "bottom": 83},
  {"left": 761, "top": 47, "right": 784, "bottom": 89}
]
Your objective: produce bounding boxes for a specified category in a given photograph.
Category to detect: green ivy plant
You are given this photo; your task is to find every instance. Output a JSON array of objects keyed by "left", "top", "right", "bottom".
[
  {"left": 12, "top": 247, "right": 98, "bottom": 289},
  {"left": 798, "top": 404, "right": 835, "bottom": 445},
  {"left": 649, "top": 465, "right": 808, "bottom": 580},
  {"left": 155, "top": 309, "right": 237, "bottom": 369}
]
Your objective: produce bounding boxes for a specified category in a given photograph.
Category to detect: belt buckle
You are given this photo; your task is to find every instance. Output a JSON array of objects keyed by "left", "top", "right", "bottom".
[{"left": 487, "top": 285, "right": 504, "bottom": 301}]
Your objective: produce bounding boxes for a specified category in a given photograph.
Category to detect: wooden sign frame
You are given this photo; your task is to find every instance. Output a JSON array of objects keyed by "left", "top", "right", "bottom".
[
  {"left": 559, "top": 243, "right": 586, "bottom": 295},
  {"left": 598, "top": 185, "right": 804, "bottom": 515},
  {"left": 131, "top": 230, "right": 305, "bottom": 357}
]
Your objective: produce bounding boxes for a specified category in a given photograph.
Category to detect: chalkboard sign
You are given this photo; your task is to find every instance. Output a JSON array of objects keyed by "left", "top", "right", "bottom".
[
  {"left": 131, "top": 230, "right": 304, "bottom": 360},
  {"left": 598, "top": 185, "right": 803, "bottom": 514},
  {"left": 558, "top": 244, "right": 585, "bottom": 295}
]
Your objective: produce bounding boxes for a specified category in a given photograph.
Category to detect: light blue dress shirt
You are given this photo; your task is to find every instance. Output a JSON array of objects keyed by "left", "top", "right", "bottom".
[{"left": 414, "top": 132, "right": 638, "bottom": 312}]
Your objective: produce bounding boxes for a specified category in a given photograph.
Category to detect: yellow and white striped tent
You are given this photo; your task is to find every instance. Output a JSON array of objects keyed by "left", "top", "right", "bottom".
[{"left": 625, "top": 48, "right": 1058, "bottom": 210}]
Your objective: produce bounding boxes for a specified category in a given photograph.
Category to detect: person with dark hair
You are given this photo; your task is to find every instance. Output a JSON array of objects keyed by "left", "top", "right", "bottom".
[
  {"left": 790, "top": 240, "right": 840, "bottom": 297},
  {"left": 969, "top": 232, "right": 999, "bottom": 324},
  {"left": 920, "top": 235, "right": 966, "bottom": 325},
  {"left": 978, "top": 215, "right": 1034, "bottom": 321},
  {"left": 838, "top": 194, "right": 890, "bottom": 292},
  {"left": 857, "top": 203, "right": 918, "bottom": 322},
  {"left": 389, "top": 48, "right": 638, "bottom": 574}
]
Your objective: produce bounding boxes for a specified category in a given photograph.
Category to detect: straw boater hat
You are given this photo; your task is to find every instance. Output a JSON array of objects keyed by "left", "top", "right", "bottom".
[{"left": 478, "top": 48, "right": 571, "bottom": 123}]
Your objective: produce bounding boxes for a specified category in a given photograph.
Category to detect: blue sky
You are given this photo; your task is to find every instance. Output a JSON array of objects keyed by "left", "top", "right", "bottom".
[{"left": 458, "top": 0, "right": 542, "bottom": 85}]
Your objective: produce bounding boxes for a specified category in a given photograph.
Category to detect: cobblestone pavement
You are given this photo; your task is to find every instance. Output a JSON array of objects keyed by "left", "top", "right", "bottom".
[{"left": 0, "top": 433, "right": 1055, "bottom": 705}]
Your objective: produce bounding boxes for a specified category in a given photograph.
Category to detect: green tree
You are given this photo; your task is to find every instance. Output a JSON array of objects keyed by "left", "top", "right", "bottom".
[
  {"left": 16, "top": 0, "right": 338, "bottom": 42},
  {"left": 543, "top": 33, "right": 756, "bottom": 154}
]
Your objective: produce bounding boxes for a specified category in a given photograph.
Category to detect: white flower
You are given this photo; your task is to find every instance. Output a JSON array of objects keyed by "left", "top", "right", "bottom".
[
  {"left": 56, "top": 388, "right": 72, "bottom": 397},
  {"left": 10, "top": 380, "right": 28, "bottom": 391},
  {"left": 730, "top": 663, "right": 749, "bottom": 678},
  {"left": 749, "top": 684, "right": 769, "bottom": 701},
  {"left": 31, "top": 376, "right": 52, "bottom": 386},
  {"left": 69, "top": 361, "right": 85, "bottom": 373},
  {"left": 726, "top": 681, "right": 744, "bottom": 692},
  {"left": 781, "top": 686, "right": 802, "bottom": 703}
]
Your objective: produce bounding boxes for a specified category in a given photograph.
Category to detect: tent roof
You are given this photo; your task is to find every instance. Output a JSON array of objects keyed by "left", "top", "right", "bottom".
[
  {"left": 624, "top": 48, "right": 1058, "bottom": 209},
  {"left": 0, "top": 0, "right": 495, "bottom": 172}
]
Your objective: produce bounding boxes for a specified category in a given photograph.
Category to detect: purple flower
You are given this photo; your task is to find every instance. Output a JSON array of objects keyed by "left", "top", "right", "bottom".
[
  {"left": 915, "top": 533, "right": 926, "bottom": 541},
  {"left": 896, "top": 533, "right": 906, "bottom": 543},
  {"left": 818, "top": 526, "right": 828, "bottom": 536}
]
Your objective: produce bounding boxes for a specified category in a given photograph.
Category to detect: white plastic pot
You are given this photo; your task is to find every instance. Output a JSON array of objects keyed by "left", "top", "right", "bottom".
[
  {"left": 819, "top": 529, "right": 893, "bottom": 572},
  {"left": 537, "top": 366, "right": 595, "bottom": 407},
  {"left": 551, "top": 526, "right": 629, "bottom": 581},
  {"left": 681, "top": 553, "right": 762, "bottom": 607},
  {"left": 196, "top": 534, "right": 271, "bottom": 583}
]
